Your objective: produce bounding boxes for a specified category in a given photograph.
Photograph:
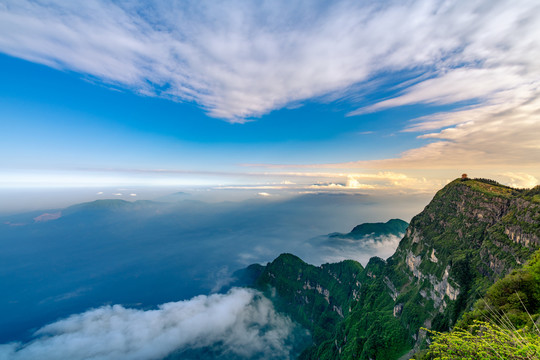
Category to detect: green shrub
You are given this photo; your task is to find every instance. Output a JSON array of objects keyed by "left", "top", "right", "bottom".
[{"left": 423, "top": 320, "right": 540, "bottom": 360}]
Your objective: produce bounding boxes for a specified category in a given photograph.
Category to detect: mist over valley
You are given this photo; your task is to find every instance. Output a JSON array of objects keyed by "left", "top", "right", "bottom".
[{"left": 0, "top": 190, "right": 418, "bottom": 354}]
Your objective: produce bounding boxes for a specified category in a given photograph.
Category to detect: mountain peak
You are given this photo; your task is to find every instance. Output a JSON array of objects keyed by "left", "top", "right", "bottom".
[
  {"left": 329, "top": 218, "right": 408, "bottom": 240},
  {"left": 246, "top": 176, "right": 540, "bottom": 359},
  {"left": 443, "top": 177, "right": 521, "bottom": 197},
  {"left": 350, "top": 218, "right": 408, "bottom": 236}
]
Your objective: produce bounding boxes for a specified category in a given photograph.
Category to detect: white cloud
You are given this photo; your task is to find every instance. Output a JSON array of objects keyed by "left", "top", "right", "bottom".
[
  {"left": 345, "top": 177, "right": 375, "bottom": 189},
  {"left": 1, "top": 0, "right": 538, "bottom": 122},
  {"left": 352, "top": 68, "right": 528, "bottom": 115},
  {"left": 257, "top": 93, "right": 540, "bottom": 174},
  {"left": 265, "top": 171, "right": 445, "bottom": 193},
  {"left": 258, "top": 192, "right": 271, "bottom": 197},
  {"left": 301, "top": 234, "right": 404, "bottom": 266},
  {"left": 309, "top": 182, "right": 346, "bottom": 189},
  {"left": 218, "top": 185, "right": 287, "bottom": 190},
  {"left": 280, "top": 180, "right": 295, "bottom": 185},
  {"left": 1, "top": 0, "right": 539, "bottom": 188},
  {"left": 0, "top": 288, "right": 297, "bottom": 360},
  {"left": 499, "top": 172, "right": 538, "bottom": 189}
]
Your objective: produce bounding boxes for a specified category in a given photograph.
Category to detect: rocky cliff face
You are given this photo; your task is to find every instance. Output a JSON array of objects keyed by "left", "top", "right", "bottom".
[
  {"left": 246, "top": 179, "right": 540, "bottom": 359},
  {"left": 389, "top": 180, "right": 540, "bottom": 336},
  {"left": 253, "top": 254, "right": 364, "bottom": 345}
]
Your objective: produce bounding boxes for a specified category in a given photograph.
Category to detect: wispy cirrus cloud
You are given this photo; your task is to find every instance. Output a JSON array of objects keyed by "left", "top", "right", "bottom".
[
  {"left": 1, "top": 0, "right": 539, "bottom": 189},
  {"left": 250, "top": 89, "right": 540, "bottom": 175},
  {"left": 2, "top": 0, "right": 538, "bottom": 123}
]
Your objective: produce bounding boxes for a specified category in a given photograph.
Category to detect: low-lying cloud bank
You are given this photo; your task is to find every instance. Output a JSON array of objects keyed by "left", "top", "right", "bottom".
[
  {"left": 301, "top": 234, "right": 404, "bottom": 266},
  {"left": 0, "top": 288, "right": 301, "bottom": 360}
]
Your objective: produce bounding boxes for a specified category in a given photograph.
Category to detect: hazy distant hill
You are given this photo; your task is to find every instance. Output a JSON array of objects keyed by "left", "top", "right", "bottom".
[
  {"left": 328, "top": 218, "right": 408, "bottom": 240},
  {"left": 244, "top": 178, "right": 540, "bottom": 359},
  {"left": 0, "top": 193, "right": 404, "bottom": 344}
]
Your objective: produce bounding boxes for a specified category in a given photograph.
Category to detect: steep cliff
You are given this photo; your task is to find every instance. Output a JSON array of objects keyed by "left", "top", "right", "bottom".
[
  {"left": 418, "top": 248, "right": 540, "bottom": 359},
  {"left": 247, "top": 179, "right": 540, "bottom": 359},
  {"left": 388, "top": 179, "right": 540, "bottom": 336}
]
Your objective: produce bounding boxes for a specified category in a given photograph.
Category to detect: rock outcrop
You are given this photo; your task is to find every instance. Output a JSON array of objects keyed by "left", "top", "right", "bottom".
[{"left": 246, "top": 178, "right": 540, "bottom": 359}]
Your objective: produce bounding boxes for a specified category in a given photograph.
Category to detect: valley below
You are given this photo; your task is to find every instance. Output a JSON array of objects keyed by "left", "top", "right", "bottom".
[{"left": 1, "top": 178, "right": 539, "bottom": 359}]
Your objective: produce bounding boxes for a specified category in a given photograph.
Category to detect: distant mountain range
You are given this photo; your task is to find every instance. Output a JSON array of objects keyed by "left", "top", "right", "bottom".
[{"left": 238, "top": 178, "right": 540, "bottom": 359}]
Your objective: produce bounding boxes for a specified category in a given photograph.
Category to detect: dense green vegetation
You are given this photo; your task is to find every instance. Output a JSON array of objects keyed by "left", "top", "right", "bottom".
[
  {"left": 244, "top": 178, "right": 540, "bottom": 359},
  {"left": 522, "top": 186, "right": 540, "bottom": 204},
  {"left": 422, "top": 321, "right": 540, "bottom": 360},
  {"left": 460, "top": 248, "right": 540, "bottom": 329},
  {"left": 329, "top": 219, "right": 409, "bottom": 239},
  {"left": 418, "top": 249, "right": 540, "bottom": 359},
  {"left": 255, "top": 253, "right": 364, "bottom": 344}
]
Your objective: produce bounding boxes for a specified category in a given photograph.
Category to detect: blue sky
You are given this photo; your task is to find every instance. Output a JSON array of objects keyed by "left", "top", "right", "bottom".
[
  {"left": 1, "top": 0, "right": 539, "bottom": 210},
  {"left": 0, "top": 53, "right": 431, "bottom": 165}
]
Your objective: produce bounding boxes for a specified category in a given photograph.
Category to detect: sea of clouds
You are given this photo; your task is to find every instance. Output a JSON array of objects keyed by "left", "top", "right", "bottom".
[
  {"left": 302, "top": 233, "right": 404, "bottom": 265},
  {"left": 0, "top": 288, "right": 303, "bottom": 360},
  {"left": 0, "top": 192, "right": 422, "bottom": 346}
]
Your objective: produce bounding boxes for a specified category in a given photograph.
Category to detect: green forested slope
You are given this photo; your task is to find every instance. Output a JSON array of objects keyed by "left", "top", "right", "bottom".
[
  {"left": 245, "top": 179, "right": 540, "bottom": 359},
  {"left": 418, "top": 248, "right": 540, "bottom": 359},
  {"left": 329, "top": 219, "right": 409, "bottom": 239}
]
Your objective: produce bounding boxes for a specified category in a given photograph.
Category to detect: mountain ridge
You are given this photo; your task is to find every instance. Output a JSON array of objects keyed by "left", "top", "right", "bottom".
[
  {"left": 328, "top": 219, "right": 408, "bottom": 240},
  {"left": 242, "top": 178, "right": 540, "bottom": 359}
]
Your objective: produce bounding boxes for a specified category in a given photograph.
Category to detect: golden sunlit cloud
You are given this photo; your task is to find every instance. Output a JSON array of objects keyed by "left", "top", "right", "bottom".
[{"left": 499, "top": 173, "right": 539, "bottom": 189}]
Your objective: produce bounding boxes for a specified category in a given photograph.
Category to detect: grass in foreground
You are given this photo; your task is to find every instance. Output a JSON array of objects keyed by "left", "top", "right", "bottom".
[{"left": 422, "top": 320, "right": 540, "bottom": 360}]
